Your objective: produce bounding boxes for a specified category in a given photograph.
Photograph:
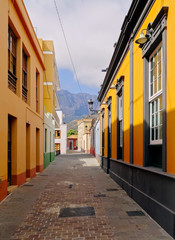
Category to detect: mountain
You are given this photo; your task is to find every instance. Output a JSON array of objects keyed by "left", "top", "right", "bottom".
[{"left": 57, "top": 89, "right": 99, "bottom": 123}]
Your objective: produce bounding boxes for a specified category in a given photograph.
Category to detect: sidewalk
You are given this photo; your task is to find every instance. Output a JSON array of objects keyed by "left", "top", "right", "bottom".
[{"left": 0, "top": 154, "right": 173, "bottom": 240}]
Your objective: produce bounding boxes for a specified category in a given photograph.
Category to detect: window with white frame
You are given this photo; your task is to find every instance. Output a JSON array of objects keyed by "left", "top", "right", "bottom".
[
  {"left": 116, "top": 75, "right": 124, "bottom": 160},
  {"left": 107, "top": 102, "right": 112, "bottom": 159},
  {"left": 149, "top": 44, "right": 162, "bottom": 144}
]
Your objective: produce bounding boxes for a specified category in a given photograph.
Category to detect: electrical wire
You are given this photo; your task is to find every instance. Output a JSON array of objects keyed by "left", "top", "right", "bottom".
[{"left": 53, "top": 0, "right": 83, "bottom": 94}]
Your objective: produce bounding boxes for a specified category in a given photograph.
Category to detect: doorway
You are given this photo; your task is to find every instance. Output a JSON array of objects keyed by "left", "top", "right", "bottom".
[
  {"left": 26, "top": 123, "right": 30, "bottom": 178},
  {"left": 69, "top": 141, "right": 73, "bottom": 150},
  {"left": 8, "top": 117, "right": 12, "bottom": 185},
  {"left": 36, "top": 128, "right": 40, "bottom": 171},
  {"left": 107, "top": 103, "right": 111, "bottom": 173},
  {"left": 8, "top": 115, "right": 17, "bottom": 186}
]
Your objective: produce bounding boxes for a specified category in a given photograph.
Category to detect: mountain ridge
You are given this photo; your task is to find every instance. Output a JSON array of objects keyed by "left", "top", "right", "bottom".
[{"left": 57, "top": 89, "right": 99, "bottom": 123}]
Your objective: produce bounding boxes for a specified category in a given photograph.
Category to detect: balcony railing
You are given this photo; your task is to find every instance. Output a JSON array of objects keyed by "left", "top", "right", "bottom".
[
  {"left": 8, "top": 71, "right": 17, "bottom": 93},
  {"left": 22, "top": 85, "right": 28, "bottom": 103}
]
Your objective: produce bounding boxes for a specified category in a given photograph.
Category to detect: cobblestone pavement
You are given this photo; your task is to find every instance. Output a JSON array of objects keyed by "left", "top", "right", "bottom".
[{"left": 0, "top": 154, "right": 173, "bottom": 240}]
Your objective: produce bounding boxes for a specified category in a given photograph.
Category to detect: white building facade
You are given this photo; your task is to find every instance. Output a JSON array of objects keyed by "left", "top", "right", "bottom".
[
  {"left": 44, "top": 112, "right": 56, "bottom": 168},
  {"left": 55, "top": 110, "right": 67, "bottom": 154}
]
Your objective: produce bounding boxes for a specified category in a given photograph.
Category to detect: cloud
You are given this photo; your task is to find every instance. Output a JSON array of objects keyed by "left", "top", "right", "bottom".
[{"left": 23, "top": 0, "right": 132, "bottom": 88}]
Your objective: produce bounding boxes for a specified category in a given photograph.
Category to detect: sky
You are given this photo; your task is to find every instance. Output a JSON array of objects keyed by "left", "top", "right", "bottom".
[{"left": 23, "top": 0, "right": 132, "bottom": 95}]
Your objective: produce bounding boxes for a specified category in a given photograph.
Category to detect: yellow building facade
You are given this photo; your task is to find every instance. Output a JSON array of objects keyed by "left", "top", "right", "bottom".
[
  {"left": 39, "top": 40, "right": 60, "bottom": 116},
  {"left": 39, "top": 40, "right": 60, "bottom": 168},
  {"left": 98, "top": 0, "right": 175, "bottom": 237},
  {"left": 0, "top": 0, "right": 45, "bottom": 201}
]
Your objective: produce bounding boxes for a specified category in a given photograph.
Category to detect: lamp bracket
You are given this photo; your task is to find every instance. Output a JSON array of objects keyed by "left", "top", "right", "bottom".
[{"left": 145, "top": 22, "right": 153, "bottom": 38}]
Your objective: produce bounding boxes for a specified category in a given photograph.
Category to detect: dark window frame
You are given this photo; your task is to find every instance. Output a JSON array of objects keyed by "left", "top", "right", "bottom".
[
  {"left": 142, "top": 7, "right": 168, "bottom": 171},
  {"left": 8, "top": 26, "right": 17, "bottom": 93},
  {"left": 101, "top": 109, "right": 105, "bottom": 157},
  {"left": 36, "top": 71, "right": 40, "bottom": 113},
  {"left": 107, "top": 97, "right": 112, "bottom": 159},
  {"left": 55, "top": 130, "right": 61, "bottom": 139},
  {"left": 22, "top": 49, "right": 28, "bottom": 103},
  {"left": 116, "top": 76, "right": 124, "bottom": 160}
]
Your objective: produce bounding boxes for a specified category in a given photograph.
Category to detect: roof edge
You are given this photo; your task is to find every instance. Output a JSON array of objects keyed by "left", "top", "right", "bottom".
[{"left": 98, "top": 0, "right": 155, "bottom": 103}]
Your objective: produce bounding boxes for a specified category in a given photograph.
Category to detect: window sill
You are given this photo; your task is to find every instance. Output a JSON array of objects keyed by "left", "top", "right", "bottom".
[{"left": 149, "top": 142, "right": 162, "bottom": 146}]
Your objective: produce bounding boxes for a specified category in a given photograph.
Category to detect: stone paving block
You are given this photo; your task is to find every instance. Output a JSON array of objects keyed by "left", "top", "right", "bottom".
[{"left": 0, "top": 154, "right": 173, "bottom": 240}]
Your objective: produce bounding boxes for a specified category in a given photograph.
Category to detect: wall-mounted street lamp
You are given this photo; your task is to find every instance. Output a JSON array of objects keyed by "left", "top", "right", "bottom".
[
  {"left": 110, "top": 83, "right": 116, "bottom": 89},
  {"left": 135, "top": 29, "right": 148, "bottom": 44},
  {"left": 88, "top": 99, "right": 99, "bottom": 114},
  {"left": 102, "top": 101, "right": 107, "bottom": 105},
  {"left": 88, "top": 99, "right": 94, "bottom": 111},
  {"left": 135, "top": 23, "right": 153, "bottom": 45}
]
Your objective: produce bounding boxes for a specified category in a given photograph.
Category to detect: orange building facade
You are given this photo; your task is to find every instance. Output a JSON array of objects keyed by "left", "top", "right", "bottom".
[
  {"left": 0, "top": 0, "right": 45, "bottom": 201},
  {"left": 98, "top": 0, "right": 175, "bottom": 237}
]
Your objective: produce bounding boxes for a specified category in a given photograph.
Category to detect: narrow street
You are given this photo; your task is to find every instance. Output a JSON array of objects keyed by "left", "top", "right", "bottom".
[{"left": 0, "top": 154, "right": 172, "bottom": 240}]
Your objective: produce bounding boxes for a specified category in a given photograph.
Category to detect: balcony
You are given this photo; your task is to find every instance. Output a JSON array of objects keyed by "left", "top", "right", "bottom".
[{"left": 8, "top": 71, "right": 17, "bottom": 94}]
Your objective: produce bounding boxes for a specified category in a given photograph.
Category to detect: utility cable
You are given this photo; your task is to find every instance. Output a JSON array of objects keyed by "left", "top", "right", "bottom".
[{"left": 53, "top": 0, "right": 83, "bottom": 94}]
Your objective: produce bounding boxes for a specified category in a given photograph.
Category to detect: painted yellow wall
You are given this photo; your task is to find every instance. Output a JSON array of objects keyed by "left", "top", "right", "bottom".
[
  {"left": 42, "top": 40, "right": 54, "bottom": 52},
  {"left": 100, "top": 0, "right": 175, "bottom": 172},
  {"left": 100, "top": 50, "right": 130, "bottom": 162},
  {"left": 0, "top": 0, "right": 44, "bottom": 190},
  {"left": 0, "top": 0, "right": 8, "bottom": 182},
  {"left": 100, "top": 112, "right": 102, "bottom": 156},
  {"left": 104, "top": 104, "right": 108, "bottom": 157},
  {"left": 166, "top": 0, "right": 175, "bottom": 173},
  {"left": 39, "top": 39, "right": 58, "bottom": 116},
  {"left": 43, "top": 85, "right": 53, "bottom": 113},
  {"left": 132, "top": 0, "right": 166, "bottom": 166},
  {"left": 123, "top": 51, "right": 130, "bottom": 163},
  {"left": 133, "top": 42, "right": 143, "bottom": 166},
  {"left": 132, "top": 0, "right": 174, "bottom": 168}
]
